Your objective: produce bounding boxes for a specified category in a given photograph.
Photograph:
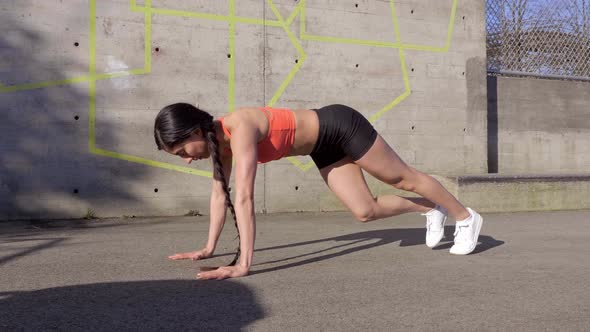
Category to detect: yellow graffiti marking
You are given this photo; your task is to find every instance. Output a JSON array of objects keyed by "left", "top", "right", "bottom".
[
  {"left": 0, "top": 0, "right": 458, "bottom": 175},
  {"left": 88, "top": 0, "right": 209, "bottom": 176}
]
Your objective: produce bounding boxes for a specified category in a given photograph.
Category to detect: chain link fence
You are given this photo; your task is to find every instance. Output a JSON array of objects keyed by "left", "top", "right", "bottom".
[{"left": 486, "top": 0, "right": 590, "bottom": 81}]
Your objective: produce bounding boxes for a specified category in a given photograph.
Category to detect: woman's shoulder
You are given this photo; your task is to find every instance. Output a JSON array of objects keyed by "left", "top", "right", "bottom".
[{"left": 220, "top": 107, "right": 265, "bottom": 130}]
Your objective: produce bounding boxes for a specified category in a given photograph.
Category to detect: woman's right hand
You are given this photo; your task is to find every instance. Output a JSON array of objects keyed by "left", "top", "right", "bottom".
[{"left": 168, "top": 248, "right": 213, "bottom": 261}]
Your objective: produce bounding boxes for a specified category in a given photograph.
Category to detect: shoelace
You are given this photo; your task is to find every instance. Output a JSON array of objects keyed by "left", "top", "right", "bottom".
[
  {"left": 422, "top": 209, "right": 443, "bottom": 230},
  {"left": 422, "top": 212, "right": 435, "bottom": 230},
  {"left": 453, "top": 220, "right": 471, "bottom": 243}
]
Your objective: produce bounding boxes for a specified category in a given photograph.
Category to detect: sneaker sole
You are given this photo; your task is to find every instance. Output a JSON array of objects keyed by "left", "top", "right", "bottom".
[
  {"left": 426, "top": 215, "right": 447, "bottom": 248},
  {"left": 450, "top": 212, "right": 483, "bottom": 255}
]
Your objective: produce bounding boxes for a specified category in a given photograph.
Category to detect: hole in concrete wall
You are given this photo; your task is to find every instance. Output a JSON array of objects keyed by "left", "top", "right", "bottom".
[
  {"left": 74, "top": 42, "right": 79, "bottom": 47},
  {"left": 462, "top": 72, "right": 465, "bottom": 76},
  {"left": 463, "top": 16, "right": 466, "bottom": 20},
  {"left": 411, "top": 9, "right": 414, "bottom": 14},
  {"left": 73, "top": 189, "right": 79, "bottom": 194},
  {"left": 355, "top": 64, "right": 359, "bottom": 68},
  {"left": 411, "top": 68, "right": 414, "bottom": 72},
  {"left": 295, "top": 186, "right": 299, "bottom": 191},
  {"left": 411, "top": 125, "right": 415, "bottom": 130},
  {"left": 463, "top": 128, "right": 466, "bottom": 132},
  {"left": 355, "top": 4, "right": 358, "bottom": 8},
  {"left": 154, "top": 188, "right": 158, "bottom": 193},
  {"left": 295, "top": 59, "right": 298, "bottom": 63},
  {"left": 74, "top": 115, "right": 79, "bottom": 120},
  {"left": 228, "top": 187, "right": 232, "bottom": 192},
  {"left": 155, "top": 47, "right": 160, "bottom": 52},
  {"left": 227, "top": 54, "right": 231, "bottom": 58}
]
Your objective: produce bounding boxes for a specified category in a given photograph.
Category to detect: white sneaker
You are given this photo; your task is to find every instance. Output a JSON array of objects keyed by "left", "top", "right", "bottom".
[
  {"left": 450, "top": 208, "right": 483, "bottom": 255},
  {"left": 422, "top": 205, "right": 447, "bottom": 248}
]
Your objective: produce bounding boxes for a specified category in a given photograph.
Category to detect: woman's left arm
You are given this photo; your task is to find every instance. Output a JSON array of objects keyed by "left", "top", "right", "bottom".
[{"left": 197, "top": 116, "right": 259, "bottom": 280}]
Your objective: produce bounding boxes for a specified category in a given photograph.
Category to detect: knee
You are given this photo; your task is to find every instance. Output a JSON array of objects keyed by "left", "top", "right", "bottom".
[{"left": 351, "top": 205, "right": 378, "bottom": 223}]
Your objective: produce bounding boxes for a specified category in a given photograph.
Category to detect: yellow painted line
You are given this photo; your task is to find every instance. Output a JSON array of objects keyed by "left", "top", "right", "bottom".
[
  {"left": 286, "top": 1, "right": 304, "bottom": 27},
  {"left": 368, "top": 85, "right": 411, "bottom": 123},
  {"left": 445, "top": 0, "right": 458, "bottom": 52},
  {"left": 2, "top": 0, "right": 456, "bottom": 175},
  {"left": 89, "top": 79, "right": 97, "bottom": 151},
  {"left": 88, "top": 0, "right": 97, "bottom": 151},
  {"left": 300, "top": 0, "right": 458, "bottom": 53},
  {"left": 399, "top": 49, "right": 411, "bottom": 93},
  {"left": 131, "top": 3, "right": 283, "bottom": 27},
  {"left": 301, "top": 35, "right": 450, "bottom": 52},
  {"left": 266, "top": 0, "right": 307, "bottom": 107},
  {"left": 286, "top": 157, "right": 316, "bottom": 172},
  {"left": 92, "top": 147, "right": 213, "bottom": 176},
  {"left": 143, "top": 1, "right": 152, "bottom": 73},
  {"left": 228, "top": 0, "right": 236, "bottom": 113},
  {"left": 364, "top": 1, "right": 411, "bottom": 123},
  {"left": 390, "top": 0, "right": 402, "bottom": 43},
  {"left": 89, "top": 1, "right": 96, "bottom": 75},
  {"left": 0, "top": 0, "right": 151, "bottom": 93},
  {"left": 390, "top": 0, "right": 411, "bottom": 92},
  {"left": 266, "top": 0, "right": 312, "bottom": 170},
  {"left": 300, "top": 0, "right": 306, "bottom": 38},
  {"left": 88, "top": 0, "right": 207, "bottom": 175},
  {"left": 302, "top": 34, "right": 401, "bottom": 48},
  {"left": 0, "top": 70, "right": 154, "bottom": 93}
]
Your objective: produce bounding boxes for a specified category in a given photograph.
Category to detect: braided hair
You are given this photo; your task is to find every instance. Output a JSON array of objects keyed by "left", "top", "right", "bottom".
[{"left": 154, "top": 103, "right": 240, "bottom": 266}]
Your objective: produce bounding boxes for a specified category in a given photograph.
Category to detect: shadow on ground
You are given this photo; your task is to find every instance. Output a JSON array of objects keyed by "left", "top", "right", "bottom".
[
  {"left": 251, "top": 227, "right": 504, "bottom": 275},
  {"left": 0, "top": 280, "right": 264, "bottom": 331}
]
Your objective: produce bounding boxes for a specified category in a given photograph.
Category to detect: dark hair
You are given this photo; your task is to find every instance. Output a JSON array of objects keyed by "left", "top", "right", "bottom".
[{"left": 154, "top": 103, "right": 240, "bottom": 266}]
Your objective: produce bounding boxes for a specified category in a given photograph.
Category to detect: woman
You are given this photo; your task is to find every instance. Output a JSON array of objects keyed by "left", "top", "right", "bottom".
[{"left": 154, "top": 103, "right": 483, "bottom": 280}]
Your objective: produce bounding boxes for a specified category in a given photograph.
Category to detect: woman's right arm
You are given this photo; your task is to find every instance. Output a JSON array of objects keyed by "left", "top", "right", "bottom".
[{"left": 168, "top": 154, "right": 233, "bottom": 261}]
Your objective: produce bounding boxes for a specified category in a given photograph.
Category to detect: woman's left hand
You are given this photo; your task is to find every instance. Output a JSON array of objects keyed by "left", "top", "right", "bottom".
[{"left": 197, "top": 265, "right": 249, "bottom": 280}]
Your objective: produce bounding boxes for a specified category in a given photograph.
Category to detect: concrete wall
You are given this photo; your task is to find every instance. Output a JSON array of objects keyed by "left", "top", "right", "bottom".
[
  {"left": 488, "top": 76, "right": 590, "bottom": 174},
  {"left": 0, "top": 0, "right": 487, "bottom": 220}
]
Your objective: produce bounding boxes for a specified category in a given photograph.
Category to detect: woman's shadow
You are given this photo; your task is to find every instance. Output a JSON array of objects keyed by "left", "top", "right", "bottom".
[
  {"left": 247, "top": 226, "right": 503, "bottom": 275},
  {"left": 0, "top": 280, "right": 264, "bottom": 330}
]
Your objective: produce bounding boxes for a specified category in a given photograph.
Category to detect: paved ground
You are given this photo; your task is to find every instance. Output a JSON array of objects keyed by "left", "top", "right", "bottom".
[{"left": 1, "top": 210, "right": 589, "bottom": 331}]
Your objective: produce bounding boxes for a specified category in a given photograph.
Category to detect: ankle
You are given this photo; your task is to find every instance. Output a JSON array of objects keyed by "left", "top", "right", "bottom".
[{"left": 455, "top": 209, "right": 471, "bottom": 222}]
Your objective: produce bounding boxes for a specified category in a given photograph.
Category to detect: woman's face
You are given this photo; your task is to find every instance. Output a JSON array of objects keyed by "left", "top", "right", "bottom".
[{"left": 169, "top": 130, "right": 210, "bottom": 164}]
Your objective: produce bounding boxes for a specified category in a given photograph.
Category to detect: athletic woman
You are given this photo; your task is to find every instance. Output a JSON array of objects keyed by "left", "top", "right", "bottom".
[{"left": 154, "top": 103, "right": 483, "bottom": 280}]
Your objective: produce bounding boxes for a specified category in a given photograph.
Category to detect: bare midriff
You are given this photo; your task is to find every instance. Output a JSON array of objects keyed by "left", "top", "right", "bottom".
[{"left": 287, "top": 109, "right": 320, "bottom": 157}]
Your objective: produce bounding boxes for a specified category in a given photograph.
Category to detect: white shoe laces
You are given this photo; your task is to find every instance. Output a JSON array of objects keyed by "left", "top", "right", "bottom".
[
  {"left": 453, "top": 220, "right": 471, "bottom": 244},
  {"left": 422, "top": 212, "right": 434, "bottom": 227},
  {"left": 422, "top": 213, "right": 437, "bottom": 231}
]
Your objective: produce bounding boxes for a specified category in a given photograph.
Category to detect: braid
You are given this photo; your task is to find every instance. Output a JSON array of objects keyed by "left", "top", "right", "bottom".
[{"left": 204, "top": 124, "right": 241, "bottom": 266}]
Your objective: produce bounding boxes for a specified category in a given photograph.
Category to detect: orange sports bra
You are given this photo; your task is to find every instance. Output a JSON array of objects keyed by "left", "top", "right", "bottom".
[{"left": 217, "top": 107, "right": 296, "bottom": 164}]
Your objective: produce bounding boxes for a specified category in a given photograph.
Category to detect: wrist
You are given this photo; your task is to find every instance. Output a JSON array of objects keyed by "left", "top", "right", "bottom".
[{"left": 238, "top": 256, "right": 252, "bottom": 270}]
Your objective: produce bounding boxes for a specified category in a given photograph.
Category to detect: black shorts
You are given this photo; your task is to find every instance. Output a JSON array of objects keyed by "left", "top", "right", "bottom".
[{"left": 309, "top": 104, "right": 378, "bottom": 170}]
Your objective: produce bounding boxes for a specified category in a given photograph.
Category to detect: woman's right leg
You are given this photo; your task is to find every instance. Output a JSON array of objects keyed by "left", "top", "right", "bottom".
[
  {"left": 354, "top": 135, "right": 470, "bottom": 221},
  {"left": 353, "top": 134, "right": 483, "bottom": 254}
]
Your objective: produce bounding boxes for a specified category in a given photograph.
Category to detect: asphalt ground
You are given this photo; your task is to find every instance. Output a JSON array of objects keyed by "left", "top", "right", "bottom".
[{"left": 1, "top": 210, "right": 589, "bottom": 331}]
